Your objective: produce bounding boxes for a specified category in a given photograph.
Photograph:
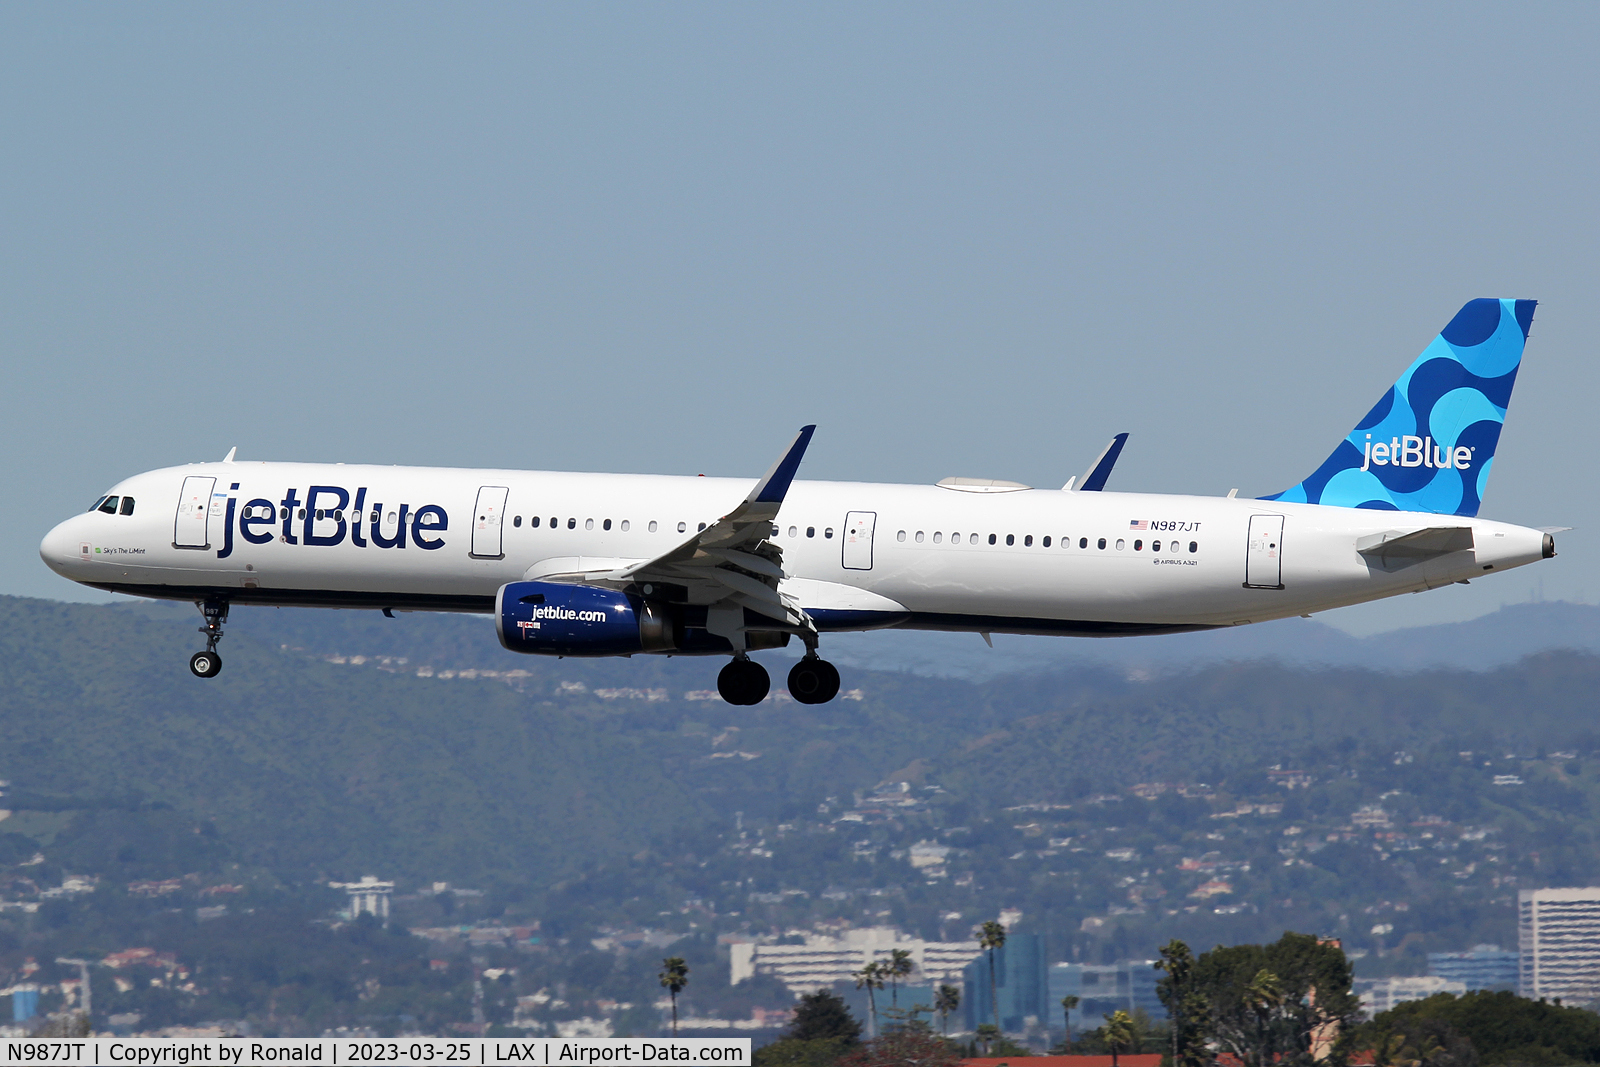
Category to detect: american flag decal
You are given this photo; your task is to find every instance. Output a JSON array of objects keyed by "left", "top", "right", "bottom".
[{"left": 1129, "top": 519, "right": 1148, "bottom": 530}]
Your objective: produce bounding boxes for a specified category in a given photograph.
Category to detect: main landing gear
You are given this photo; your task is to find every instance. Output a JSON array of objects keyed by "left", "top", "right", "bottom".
[
  {"left": 189, "top": 597, "right": 228, "bottom": 679},
  {"left": 716, "top": 652, "right": 841, "bottom": 706}
]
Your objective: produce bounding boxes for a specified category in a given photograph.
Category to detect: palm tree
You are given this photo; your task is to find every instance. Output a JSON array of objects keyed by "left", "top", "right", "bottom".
[
  {"left": 977, "top": 920, "right": 1007, "bottom": 1034},
  {"left": 854, "top": 960, "right": 885, "bottom": 1037},
  {"left": 1059, "top": 994, "right": 1080, "bottom": 1051},
  {"left": 934, "top": 984, "right": 961, "bottom": 1037},
  {"left": 1102, "top": 1010, "right": 1136, "bottom": 1067},
  {"left": 659, "top": 956, "right": 689, "bottom": 1036},
  {"left": 887, "top": 948, "right": 915, "bottom": 1008}
]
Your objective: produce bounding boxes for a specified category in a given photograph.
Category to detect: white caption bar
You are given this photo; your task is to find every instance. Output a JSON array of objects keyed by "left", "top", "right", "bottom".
[{"left": 0, "top": 1038, "right": 750, "bottom": 1067}]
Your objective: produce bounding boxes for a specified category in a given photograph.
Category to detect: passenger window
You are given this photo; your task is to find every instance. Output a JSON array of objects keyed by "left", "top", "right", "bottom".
[
  {"left": 1190, "top": 541, "right": 1199, "bottom": 553},
  {"left": 1080, "top": 537, "right": 1088, "bottom": 549},
  {"left": 316, "top": 510, "right": 325, "bottom": 521},
  {"left": 897, "top": 530, "right": 906, "bottom": 542},
  {"left": 586, "top": 519, "right": 595, "bottom": 530},
  {"left": 788, "top": 526, "right": 797, "bottom": 537},
  {"left": 649, "top": 521, "right": 658, "bottom": 532},
  {"left": 825, "top": 528, "right": 833, "bottom": 539},
  {"left": 916, "top": 531, "right": 925, "bottom": 543},
  {"left": 513, "top": 516, "right": 523, "bottom": 527},
  {"left": 299, "top": 508, "right": 307, "bottom": 520},
  {"left": 806, "top": 527, "right": 815, "bottom": 538},
  {"left": 120, "top": 497, "right": 136, "bottom": 516},
  {"left": 1042, "top": 535, "right": 1050, "bottom": 547},
  {"left": 933, "top": 532, "right": 942, "bottom": 544},
  {"left": 1097, "top": 538, "right": 1106, "bottom": 550},
  {"left": 770, "top": 524, "right": 780, "bottom": 536},
  {"left": 99, "top": 496, "right": 119, "bottom": 514},
  {"left": 1116, "top": 539, "right": 1125, "bottom": 550},
  {"left": 678, "top": 522, "right": 687, "bottom": 533},
  {"left": 602, "top": 519, "right": 611, "bottom": 531},
  {"left": 1134, "top": 539, "right": 1142, "bottom": 551},
  {"left": 621, "top": 520, "right": 630, "bottom": 532},
  {"left": 333, "top": 510, "right": 343, "bottom": 523},
  {"left": 1005, "top": 534, "right": 1015, "bottom": 546},
  {"left": 568, "top": 518, "right": 576, "bottom": 529},
  {"left": 988, "top": 534, "right": 997, "bottom": 545},
  {"left": 952, "top": 532, "right": 962, "bottom": 544},
  {"left": 1152, "top": 540, "right": 1160, "bottom": 552},
  {"left": 698, "top": 522, "right": 707, "bottom": 532},
  {"left": 1024, "top": 535, "right": 1032, "bottom": 547}
]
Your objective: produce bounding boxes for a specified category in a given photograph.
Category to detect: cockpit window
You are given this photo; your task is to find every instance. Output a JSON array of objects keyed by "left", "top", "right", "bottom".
[
  {"left": 119, "top": 496, "right": 136, "bottom": 516},
  {"left": 98, "top": 496, "right": 120, "bottom": 515},
  {"left": 88, "top": 496, "right": 107, "bottom": 513}
]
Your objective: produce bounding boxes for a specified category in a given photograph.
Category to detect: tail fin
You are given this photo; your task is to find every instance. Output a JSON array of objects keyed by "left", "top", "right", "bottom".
[{"left": 1262, "top": 298, "right": 1536, "bottom": 517}]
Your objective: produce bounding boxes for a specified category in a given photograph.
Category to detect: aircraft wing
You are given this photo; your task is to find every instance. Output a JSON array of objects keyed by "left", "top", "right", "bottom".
[{"left": 534, "top": 426, "right": 819, "bottom": 640}]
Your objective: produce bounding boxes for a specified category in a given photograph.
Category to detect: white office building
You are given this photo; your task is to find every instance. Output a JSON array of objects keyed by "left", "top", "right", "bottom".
[
  {"left": 1356, "top": 975, "right": 1466, "bottom": 1016},
  {"left": 330, "top": 875, "right": 394, "bottom": 921},
  {"left": 1519, "top": 887, "right": 1600, "bottom": 1001},
  {"left": 729, "top": 927, "right": 981, "bottom": 995}
]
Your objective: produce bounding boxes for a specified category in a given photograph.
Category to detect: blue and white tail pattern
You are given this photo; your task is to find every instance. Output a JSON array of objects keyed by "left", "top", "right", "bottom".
[{"left": 1263, "top": 298, "right": 1536, "bottom": 517}]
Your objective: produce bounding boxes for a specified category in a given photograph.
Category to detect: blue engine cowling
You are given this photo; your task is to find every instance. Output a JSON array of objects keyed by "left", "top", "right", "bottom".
[
  {"left": 496, "top": 580, "right": 791, "bottom": 657},
  {"left": 497, "top": 581, "right": 674, "bottom": 656}
]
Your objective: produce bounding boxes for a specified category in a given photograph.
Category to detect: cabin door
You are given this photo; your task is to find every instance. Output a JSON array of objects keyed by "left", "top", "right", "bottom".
[
  {"left": 842, "top": 511, "right": 876, "bottom": 570},
  {"left": 1244, "top": 513, "right": 1285, "bottom": 589},
  {"left": 174, "top": 476, "right": 216, "bottom": 549},
  {"left": 470, "top": 486, "right": 510, "bottom": 559}
]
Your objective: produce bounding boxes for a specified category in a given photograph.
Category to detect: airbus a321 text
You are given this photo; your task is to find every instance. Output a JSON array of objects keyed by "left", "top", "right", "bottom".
[{"left": 42, "top": 299, "right": 1558, "bottom": 705}]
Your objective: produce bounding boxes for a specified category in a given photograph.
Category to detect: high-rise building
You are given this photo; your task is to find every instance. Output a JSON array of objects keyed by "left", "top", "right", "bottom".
[
  {"left": 1355, "top": 975, "right": 1467, "bottom": 1016},
  {"left": 1048, "top": 961, "right": 1165, "bottom": 1022},
  {"left": 1519, "top": 887, "right": 1600, "bottom": 1001},
  {"left": 1428, "top": 945, "right": 1518, "bottom": 992},
  {"left": 963, "top": 935, "right": 1049, "bottom": 1034},
  {"left": 728, "top": 927, "right": 980, "bottom": 995}
]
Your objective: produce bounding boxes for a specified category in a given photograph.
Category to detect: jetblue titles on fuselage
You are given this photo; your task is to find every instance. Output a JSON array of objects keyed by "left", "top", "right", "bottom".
[{"left": 217, "top": 483, "right": 449, "bottom": 558}]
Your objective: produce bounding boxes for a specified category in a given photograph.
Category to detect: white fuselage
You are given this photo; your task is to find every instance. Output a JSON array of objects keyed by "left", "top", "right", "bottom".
[{"left": 40, "top": 460, "right": 1551, "bottom": 639}]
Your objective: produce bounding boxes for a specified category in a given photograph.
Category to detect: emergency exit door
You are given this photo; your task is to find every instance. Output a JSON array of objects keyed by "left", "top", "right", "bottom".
[
  {"left": 1244, "top": 513, "right": 1285, "bottom": 589},
  {"left": 470, "top": 486, "right": 510, "bottom": 559},
  {"left": 173, "top": 476, "right": 216, "bottom": 549},
  {"left": 842, "top": 511, "right": 876, "bottom": 570}
]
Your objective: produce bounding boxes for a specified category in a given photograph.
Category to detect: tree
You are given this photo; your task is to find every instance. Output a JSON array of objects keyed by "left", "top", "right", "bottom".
[
  {"left": 855, "top": 960, "right": 886, "bottom": 1038},
  {"left": 1154, "top": 940, "right": 1208, "bottom": 1067},
  {"left": 1101, "top": 1010, "right": 1136, "bottom": 1067},
  {"left": 934, "top": 985, "right": 961, "bottom": 1038},
  {"left": 1365, "top": 990, "right": 1600, "bottom": 1064},
  {"left": 887, "top": 949, "right": 915, "bottom": 1008},
  {"left": 659, "top": 956, "right": 689, "bottom": 1037},
  {"left": 977, "top": 920, "right": 1007, "bottom": 1034},
  {"left": 1190, "top": 932, "right": 1360, "bottom": 1067},
  {"left": 835, "top": 1018, "right": 961, "bottom": 1067},
  {"left": 1058, "top": 995, "right": 1080, "bottom": 1051},
  {"left": 788, "top": 990, "right": 863, "bottom": 1044},
  {"left": 973, "top": 1023, "right": 999, "bottom": 1057}
]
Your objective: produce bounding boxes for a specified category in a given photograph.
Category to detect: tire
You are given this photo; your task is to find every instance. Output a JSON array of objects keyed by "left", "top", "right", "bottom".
[
  {"left": 717, "top": 659, "right": 770, "bottom": 705},
  {"left": 189, "top": 651, "right": 221, "bottom": 678},
  {"left": 789, "top": 658, "right": 840, "bottom": 704}
]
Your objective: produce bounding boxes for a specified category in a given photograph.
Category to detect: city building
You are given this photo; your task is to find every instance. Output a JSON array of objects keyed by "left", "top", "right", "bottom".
[
  {"left": 1048, "top": 961, "right": 1164, "bottom": 1023},
  {"left": 1519, "top": 887, "right": 1600, "bottom": 1001},
  {"left": 330, "top": 876, "right": 394, "bottom": 921},
  {"left": 1356, "top": 976, "right": 1466, "bottom": 1016},
  {"left": 1428, "top": 945, "right": 1518, "bottom": 992},
  {"left": 963, "top": 935, "right": 1048, "bottom": 1034},
  {"left": 728, "top": 927, "right": 980, "bottom": 995}
]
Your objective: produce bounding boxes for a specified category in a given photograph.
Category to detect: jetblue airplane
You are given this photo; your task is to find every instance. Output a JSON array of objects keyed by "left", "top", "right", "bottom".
[{"left": 41, "top": 299, "right": 1555, "bottom": 704}]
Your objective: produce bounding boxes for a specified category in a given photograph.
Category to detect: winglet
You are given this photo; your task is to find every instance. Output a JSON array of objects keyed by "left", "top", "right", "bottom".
[
  {"left": 749, "top": 425, "right": 817, "bottom": 505},
  {"left": 1077, "top": 433, "right": 1129, "bottom": 492},
  {"left": 222, "top": 446, "right": 237, "bottom": 464}
]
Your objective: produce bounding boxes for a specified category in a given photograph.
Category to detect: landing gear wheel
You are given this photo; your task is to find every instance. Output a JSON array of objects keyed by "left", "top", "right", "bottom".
[
  {"left": 788, "top": 657, "right": 841, "bottom": 704},
  {"left": 189, "top": 651, "right": 222, "bottom": 678},
  {"left": 717, "top": 658, "right": 771, "bottom": 706}
]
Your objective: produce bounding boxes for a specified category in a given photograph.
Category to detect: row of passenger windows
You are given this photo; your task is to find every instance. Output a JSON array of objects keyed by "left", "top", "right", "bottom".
[
  {"left": 88, "top": 496, "right": 136, "bottom": 516},
  {"left": 895, "top": 529, "right": 1199, "bottom": 553}
]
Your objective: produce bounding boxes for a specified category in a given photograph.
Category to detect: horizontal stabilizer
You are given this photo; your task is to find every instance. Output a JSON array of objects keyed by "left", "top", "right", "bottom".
[{"left": 1357, "top": 526, "right": 1474, "bottom": 571}]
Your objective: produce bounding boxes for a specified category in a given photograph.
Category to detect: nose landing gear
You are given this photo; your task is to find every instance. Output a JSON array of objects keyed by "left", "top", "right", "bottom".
[{"left": 190, "top": 597, "right": 228, "bottom": 678}]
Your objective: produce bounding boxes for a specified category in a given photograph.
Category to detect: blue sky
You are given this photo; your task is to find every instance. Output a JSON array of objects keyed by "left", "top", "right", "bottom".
[{"left": 3, "top": 4, "right": 1596, "bottom": 634}]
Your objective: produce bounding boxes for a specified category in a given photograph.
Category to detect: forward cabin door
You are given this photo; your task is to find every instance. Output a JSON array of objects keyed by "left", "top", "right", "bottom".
[
  {"left": 842, "top": 511, "right": 877, "bottom": 570},
  {"left": 470, "top": 486, "right": 510, "bottom": 559},
  {"left": 1244, "top": 513, "right": 1285, "bottom": 589},
  {"left": 173, "top": 476, "right": 216, "bottom": 549}
]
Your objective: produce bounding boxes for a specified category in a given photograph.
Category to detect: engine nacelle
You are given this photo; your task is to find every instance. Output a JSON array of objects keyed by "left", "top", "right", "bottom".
[
  {"left": 496, "top": 580, "right": 791, "bottom": 657},
  {"left": 497, "top": 581, "right": 673, "bottom": 657}
]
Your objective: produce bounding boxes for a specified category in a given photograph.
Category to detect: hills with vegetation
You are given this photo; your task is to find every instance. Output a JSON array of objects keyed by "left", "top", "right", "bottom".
[{"left": 5, "top": 595, "right": 1600, "bottom": 1034}]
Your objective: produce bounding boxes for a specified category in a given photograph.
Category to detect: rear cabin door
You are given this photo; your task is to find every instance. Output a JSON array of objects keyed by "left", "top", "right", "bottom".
[
  {"left": 1244, "top": 513, "right": 1285, "bottom": 589},
  {"left": 842, "top": 511, "right": 877, "bottom": 570},
  {"left": 470, "top": 486, "right": 510, "bottom": 559},
  {"left": 174, "top": 476, "right": 216, "bottom": 549}
]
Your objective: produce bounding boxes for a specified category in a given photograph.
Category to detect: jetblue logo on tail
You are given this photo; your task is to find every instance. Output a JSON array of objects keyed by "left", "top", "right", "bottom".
[{"left": 1264, "top": 298, "right": 1535, "bottom": 518}]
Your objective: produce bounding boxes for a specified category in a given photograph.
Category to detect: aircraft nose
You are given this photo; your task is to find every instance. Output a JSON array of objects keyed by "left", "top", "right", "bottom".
[{"left": 39, "top": 515, "right": 83, "bottom": 576}]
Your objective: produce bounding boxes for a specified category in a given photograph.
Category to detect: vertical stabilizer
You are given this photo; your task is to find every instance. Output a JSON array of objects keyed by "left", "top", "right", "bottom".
[{"left": 1262, "top": 298, "right": 1535, "bottom": 517}]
